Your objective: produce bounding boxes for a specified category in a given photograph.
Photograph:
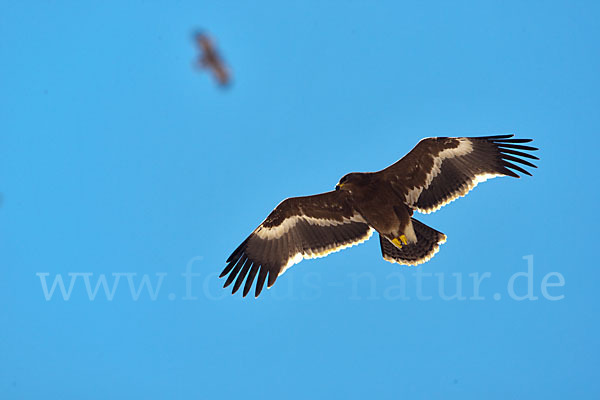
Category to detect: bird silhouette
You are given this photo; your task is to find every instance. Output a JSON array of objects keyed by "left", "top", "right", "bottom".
[{"left": 194, "top": 31, "right": 231, "bottom": 87}]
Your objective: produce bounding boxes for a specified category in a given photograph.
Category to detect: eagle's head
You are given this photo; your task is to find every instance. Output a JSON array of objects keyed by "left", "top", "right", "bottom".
[{"left": 335, "top": 172, "right": 369, "bottom": 191}]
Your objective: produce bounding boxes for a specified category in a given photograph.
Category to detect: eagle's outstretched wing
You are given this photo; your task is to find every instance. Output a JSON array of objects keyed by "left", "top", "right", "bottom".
[
  {"left": 220, "top": 191, "right": 373, "bottom": 297},
  {"left": 378, "top": 135, "right": 538, "bottom": 214}
]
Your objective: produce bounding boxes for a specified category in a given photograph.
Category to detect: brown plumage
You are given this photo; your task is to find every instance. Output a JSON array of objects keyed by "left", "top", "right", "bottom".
[
  {"left": 220, "top": 135, "right": 539, "bottom": 297},
  {"left": 194, "top": 32, "right": 230, "bottom": 87}
]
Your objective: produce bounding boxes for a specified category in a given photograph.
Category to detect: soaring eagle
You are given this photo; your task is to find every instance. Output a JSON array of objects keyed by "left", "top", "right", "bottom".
[
  {"left": 220, "top": 135, "right": 538, "bottom": 297},
  {"left": 194, "top": 31, "right": 230, "bottom": 87}
]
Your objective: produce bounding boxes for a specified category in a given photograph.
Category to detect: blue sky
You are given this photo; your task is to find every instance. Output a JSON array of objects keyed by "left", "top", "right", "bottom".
[{"left": 1, "top": 1, "right": 598, "bottom": 399}]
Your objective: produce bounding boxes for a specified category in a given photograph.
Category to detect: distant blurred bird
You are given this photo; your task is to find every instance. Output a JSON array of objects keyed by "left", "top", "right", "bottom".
[{"left": 194, "top": 31, "right": 231, "bottom": 87}]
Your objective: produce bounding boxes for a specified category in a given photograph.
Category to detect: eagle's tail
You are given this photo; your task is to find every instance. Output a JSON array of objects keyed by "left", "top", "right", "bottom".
[{"left": 380, "top": 218, "right": 447, "bottom": 265}]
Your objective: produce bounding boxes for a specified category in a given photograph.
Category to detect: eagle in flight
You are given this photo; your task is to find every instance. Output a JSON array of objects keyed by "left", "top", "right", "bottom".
[
  {"left": 194, "top": 31, "right": 230, "bottom": 87},
  {"left": 220, "top": 135, "right": 538, "bottom": 297}
]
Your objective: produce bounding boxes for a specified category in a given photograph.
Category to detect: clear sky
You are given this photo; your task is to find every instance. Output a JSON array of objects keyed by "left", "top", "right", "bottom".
[{"left": 1, "top": 1, "right": 599, "bottom": 399}]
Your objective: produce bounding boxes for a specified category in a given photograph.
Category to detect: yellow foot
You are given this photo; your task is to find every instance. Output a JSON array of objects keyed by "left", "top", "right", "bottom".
[
  {"left": 399, "top": 234, "right": 408, "bottom": 245},
  {"left": 392, "top": 235, "right": 409, "bottom": 248}
]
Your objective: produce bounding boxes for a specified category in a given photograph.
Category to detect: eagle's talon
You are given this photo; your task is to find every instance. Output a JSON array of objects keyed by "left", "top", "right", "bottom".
[{"left": 392, "top": 238, "right": 403, "bottom": 248}]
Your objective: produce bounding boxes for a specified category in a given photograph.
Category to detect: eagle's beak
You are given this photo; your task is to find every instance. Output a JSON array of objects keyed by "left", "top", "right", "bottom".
[{"left": 336, "top": 183, "right": 344, "bottom": 190}]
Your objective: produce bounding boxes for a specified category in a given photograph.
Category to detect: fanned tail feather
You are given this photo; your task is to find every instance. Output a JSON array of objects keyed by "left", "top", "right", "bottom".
[{"left": 380, "top": 218, "right": 446, "bottom": 265}]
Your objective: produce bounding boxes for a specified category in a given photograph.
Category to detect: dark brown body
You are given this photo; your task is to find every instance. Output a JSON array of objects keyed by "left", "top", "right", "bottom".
[{"left": 336, "top": 173, "right": 415, "bottom": 243}]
